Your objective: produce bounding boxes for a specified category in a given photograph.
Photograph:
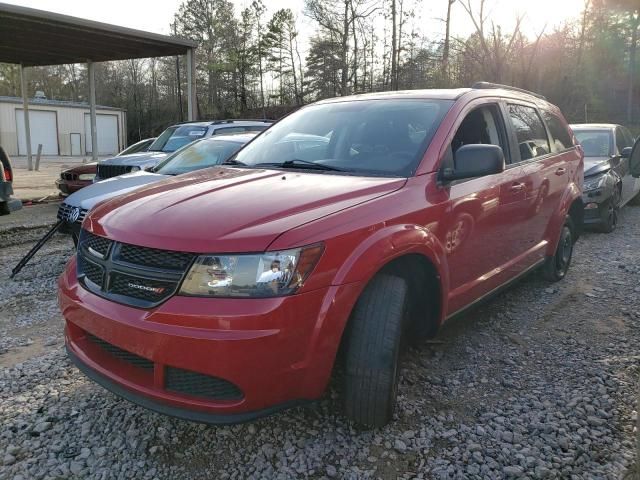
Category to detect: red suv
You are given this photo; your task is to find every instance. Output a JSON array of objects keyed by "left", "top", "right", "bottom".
[{"left": 59, "top": 83, "right": 583, "bottom": 427}]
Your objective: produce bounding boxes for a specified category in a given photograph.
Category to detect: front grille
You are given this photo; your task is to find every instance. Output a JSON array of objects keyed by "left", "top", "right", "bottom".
[
  {"left": 110, "top": 272, "right": 176, "bottom": 303},
  {"left": 78, "top": 255, "right": 104, "bottom": 286},
  {"left": 118, "top": 244, "right": 194, "bottom": 271},
  {"left": 165, "top": 367, "right": 243, "bottom": 401},
  {"left": 77, "top": 229, "right": 194, "bottom": 308},
  {"left": 57, "top": 203, "right": 88, "bottom": 224},
  {"left": 61, "top": 172, "right": 78, "bottom": 181},
  {"left": 87, "top": 334, "right": 154, "bottom": 370},
  {"left": 97, "top": 164, "right": 131, "bottom": 179},
  {"left": 80, "top": 231, "right": 111, "bottom": 257}
]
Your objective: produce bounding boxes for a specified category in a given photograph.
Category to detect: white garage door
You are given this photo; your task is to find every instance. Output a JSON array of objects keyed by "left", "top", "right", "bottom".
[
  {"left": 16, "top": 109, "right": 59, "bottom": 155},
  {"left": 84, "top": 114, "right": 119, "bottom": 155}
]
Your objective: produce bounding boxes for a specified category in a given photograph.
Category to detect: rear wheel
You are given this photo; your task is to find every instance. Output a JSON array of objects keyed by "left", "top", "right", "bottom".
[
  {"left": 0, "top": 201, "right": 8, "bottom": 216},
  {"left": 343, "top": 274, "right": 408, "bottom": 428},
  {"left": 543, "top": 216, "right": 574, "bottom": 282}
]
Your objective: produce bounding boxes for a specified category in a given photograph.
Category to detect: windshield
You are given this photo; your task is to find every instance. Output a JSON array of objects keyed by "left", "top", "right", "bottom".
[
  {"left": 155, "top": 138, "right": 247, "bottom": 175},
  {"left": 573, "top": 130, "right": 612, "bottom": 157},
  {"left": 233, "top": 99, "right": 453, "bottom": 177},
  {"left": 148, "top": 125, "right": 209, "bottom": 153}
]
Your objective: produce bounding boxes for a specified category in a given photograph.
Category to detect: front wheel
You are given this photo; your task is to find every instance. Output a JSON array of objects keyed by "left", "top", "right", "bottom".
[
  {"left": 343, "top": 274, "right": 408, "bottom": 428},
  {"left": 542, "top": 216, "right": 574, "bottom": 282}
]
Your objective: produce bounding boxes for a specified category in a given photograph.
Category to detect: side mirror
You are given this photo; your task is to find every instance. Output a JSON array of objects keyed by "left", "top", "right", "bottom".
[
  {"left": 442, "top": 144, "right": 505, "bottom": 181},
  {"left": 631, "top": 139, "right": 640, "bottom": 178},
  {"left": 621, "top": 146, "right": 633, "bottom": 158}
]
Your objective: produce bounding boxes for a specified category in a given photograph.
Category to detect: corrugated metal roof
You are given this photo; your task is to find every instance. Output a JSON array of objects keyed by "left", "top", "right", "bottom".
[
  {"left": 0, "top": 2, "right": 197, "bottom": 66},
  {"left": 0, "top": 96, "right": 125, "bottom": 111}
]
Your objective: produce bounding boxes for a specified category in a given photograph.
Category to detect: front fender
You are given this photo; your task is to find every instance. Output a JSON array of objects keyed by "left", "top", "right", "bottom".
[{"left": 332, "top": 224, "right": 449, "bottom": 316}]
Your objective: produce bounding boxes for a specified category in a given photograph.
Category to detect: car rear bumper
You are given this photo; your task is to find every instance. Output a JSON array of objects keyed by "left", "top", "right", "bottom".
[{"left": 58, "top": 257, "right": 361, "bottom": 422}]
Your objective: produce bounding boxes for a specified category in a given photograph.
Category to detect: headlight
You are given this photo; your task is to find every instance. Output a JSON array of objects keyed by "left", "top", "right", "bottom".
[
  {"left": 129, "top": 166, "right": 141, "bottom": 172},
  {"left": 583, "top": 174, "right": 607, "bottom": 191},
  {"left": 179, "top": 244, "right": 324, "bottom": 298},
  {"left": 78, "top": 173, "right": 95, "bottom": 181}
]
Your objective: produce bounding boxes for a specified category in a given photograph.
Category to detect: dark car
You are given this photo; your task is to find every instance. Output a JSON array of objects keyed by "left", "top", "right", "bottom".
[
  {"left": 56, "top": 138, "right": 156, "bottom": 196},
  {"left": 60, "top": 83, "right": 584, "bottom": 428},
  {"left": 571, "top": 123, "right": 640, "bottom": 232},
  {"left": 0, "top": 146, "right": 21, "bottom": 215}
]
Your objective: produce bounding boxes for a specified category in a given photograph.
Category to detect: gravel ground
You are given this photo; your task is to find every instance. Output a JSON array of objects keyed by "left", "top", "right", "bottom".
[{"left": 0, "top": 203, "right": 639, "bottom": 479}]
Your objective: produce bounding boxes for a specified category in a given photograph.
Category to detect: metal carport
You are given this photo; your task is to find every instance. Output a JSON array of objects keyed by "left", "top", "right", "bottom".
[{"left": 0, "top": 2, "right": 198, "bottom": 169}]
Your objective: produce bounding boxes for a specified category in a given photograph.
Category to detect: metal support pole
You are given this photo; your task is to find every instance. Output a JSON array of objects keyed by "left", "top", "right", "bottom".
[
  {"left": 186, "top": 48, "right": 197, "bottom": 121},
  {"left": 88, "top": 60, "right": 98, "bottom": 161},
  {"left": 19, "top": 64, "right": 33, "bottom": 171}
]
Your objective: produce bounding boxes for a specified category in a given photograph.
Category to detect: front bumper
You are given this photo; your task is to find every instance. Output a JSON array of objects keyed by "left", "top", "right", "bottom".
[
  {"left": 59, "top": 257, "right": 361, "bottom": 422},
  {"left": 56, "top": 179, "right": 92, "bottom": 196},
  {"left": 582, "top": 190, "right": 610, "bottom": 225}
]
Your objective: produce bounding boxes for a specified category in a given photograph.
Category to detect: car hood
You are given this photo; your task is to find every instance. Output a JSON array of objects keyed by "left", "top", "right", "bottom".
[
  {"left": 86, "top": 167, "right": 406, "bottom": 253},
  {"left": 63, "top": 162, "right": 97, "bottom": 174},
  {"left": 99, "top": 151, "right": 169, "bottom": 166},
  {"left": 584, "top": 157, "right": 611, "bottom": 177},
  {"left": 64, "top": 171, "right": 167, "bottom": 211}
]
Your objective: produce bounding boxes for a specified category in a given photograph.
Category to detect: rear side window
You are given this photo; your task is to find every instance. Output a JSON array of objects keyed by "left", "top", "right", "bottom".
[
  {"left": 542, "top": 111, "right": 574, "bottom": 151},
  {"left": 507, "top": 104, "right": 551, "bottom": 161}
]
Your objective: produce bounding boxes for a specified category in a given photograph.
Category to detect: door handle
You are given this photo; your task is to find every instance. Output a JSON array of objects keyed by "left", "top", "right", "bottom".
[
  {"left": 509, "top": 182, "right": 524, "bottom": 192},
  {"left": 555, "top": 167, "right": 566, "bottom": 176}
]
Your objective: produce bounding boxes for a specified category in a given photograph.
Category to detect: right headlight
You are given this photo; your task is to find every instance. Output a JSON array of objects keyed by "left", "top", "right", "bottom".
[
  {"left": 583, "top": 173, "right": 607, "bottom": 192},
  {"left": 178, "top": 244, "right": 324, "bottom": 298}
]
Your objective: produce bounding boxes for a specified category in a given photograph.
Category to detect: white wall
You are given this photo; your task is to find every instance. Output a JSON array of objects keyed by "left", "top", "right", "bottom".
[{"left": 0, "top": 101, "right": 125, "bottom": 156}]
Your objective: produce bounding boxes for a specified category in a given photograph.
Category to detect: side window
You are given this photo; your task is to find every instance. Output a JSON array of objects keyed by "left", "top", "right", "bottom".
[
  {"left": 212, "top": 127, "right": 247, "bottom": 135},
  {"left": 442, "top": 104, "right": 507, "bottom": 171},
  {"left": 542, "top": 110, "right": 574, "bottom": 152},
  {"left": 507, "top": 104, "right": 551, "bottom": 161},
  {"left": 616, "top": 127, "right": 632, "bottom": 153}
]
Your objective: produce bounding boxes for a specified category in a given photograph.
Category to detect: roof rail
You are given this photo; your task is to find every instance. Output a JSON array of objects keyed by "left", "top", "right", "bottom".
[
  {"left": 472, "top": 81, "right": 546, "bottom": 101},
  {"left": 210, "top": 118, "right": 274, "bottom": 124}
]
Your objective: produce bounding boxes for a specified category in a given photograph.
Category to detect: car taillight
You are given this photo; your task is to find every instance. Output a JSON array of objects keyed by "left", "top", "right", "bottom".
[{"left": 2, "top": 168, "right": 10, "bottom": 182}]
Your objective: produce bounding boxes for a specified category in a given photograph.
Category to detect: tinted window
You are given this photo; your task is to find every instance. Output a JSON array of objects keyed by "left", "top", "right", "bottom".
[
  {"left": 233, "top": 99, "right": 453, "bottom": 177},
  {"left": 507, "top": 105, "right": 551, "bottom": 161},
  {"left": 213, "top": 127, "right": 248, "bottom": 135},
  {"left": 542, "top": 111, "right": 573, "bottom": 151},
  {"left": 155, "top": 139, "right": 246, "bottom": 175},
  {"left": 615, "top": 127, "right": 632, "bottom": 153},
  {"left": 148, "top": 125, "right": 209, "bottom": 153},
  {"left": 574, "top": 130, "right": 611, "bottom": 157}
]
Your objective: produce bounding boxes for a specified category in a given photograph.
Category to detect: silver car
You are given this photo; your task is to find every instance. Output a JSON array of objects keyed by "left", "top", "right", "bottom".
[
  {"left": 94, "top": 120, "right": 272, "bottom": 181},
  {"left": 58, "top": 133, "right": 257, "bottom": 240}
]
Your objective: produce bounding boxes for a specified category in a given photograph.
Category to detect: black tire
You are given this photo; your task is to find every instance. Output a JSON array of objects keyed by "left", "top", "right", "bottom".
[
  {"left": 596, "top": 188, "right": 620, "bottom": 233},
  {"left": 0, "top": 201, "right": 8, "bottom": 216},
  {"left": 343, "top": 274, "right": 408, "bottom": 428},
  {"left": 543, "top": 216, "right": 574, "bottom": 282}
]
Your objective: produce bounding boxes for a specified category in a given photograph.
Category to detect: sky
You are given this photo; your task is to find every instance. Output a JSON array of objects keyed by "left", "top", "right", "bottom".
[{"left": 5, "top": 0, "right": 588, "bottom": 53}]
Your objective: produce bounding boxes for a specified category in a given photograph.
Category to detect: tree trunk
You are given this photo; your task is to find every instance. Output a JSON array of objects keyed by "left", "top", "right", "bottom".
[
  {"left": 391, "top": 0, "right": 397, "bottom": 90},
  {"left": 396, "top": 0, "right": 403, "bottom": 89},
  {"left": 442, "top": 0, "right": 453, "bottom": 82},
  {"left": 628, "top": 12, "right": 638, "bottom": 123},
  {"left": 341, "top": 0, "right": 350, "bottom": 95}
]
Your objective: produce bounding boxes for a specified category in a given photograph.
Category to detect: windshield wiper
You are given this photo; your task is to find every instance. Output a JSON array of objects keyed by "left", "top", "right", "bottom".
[
  {"left": 222, "top": 158, "right": 248, "bottom": 166},
  {"left": 254, "top": 159, "right": 344, "bottom": 172}
]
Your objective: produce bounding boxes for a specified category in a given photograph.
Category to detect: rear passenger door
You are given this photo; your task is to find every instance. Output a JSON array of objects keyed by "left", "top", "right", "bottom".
[{"left": 504, "top": 104, "right": 570, "bottom": 264}]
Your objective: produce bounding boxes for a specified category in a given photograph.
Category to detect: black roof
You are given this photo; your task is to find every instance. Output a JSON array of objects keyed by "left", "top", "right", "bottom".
[{"left": 0, "top": 2, "right": 197, "bottom": 66}]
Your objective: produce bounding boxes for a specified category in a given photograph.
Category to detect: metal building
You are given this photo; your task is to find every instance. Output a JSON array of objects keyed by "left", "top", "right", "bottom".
[{"left": 0, "top": 95, "right": 126, "bottom": 157}]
